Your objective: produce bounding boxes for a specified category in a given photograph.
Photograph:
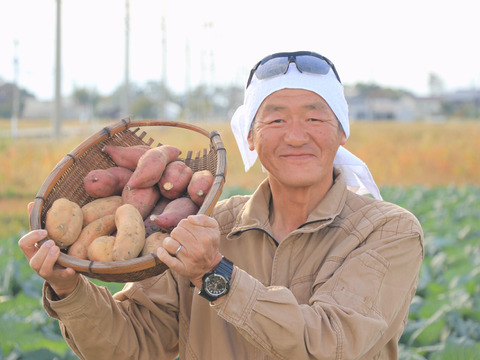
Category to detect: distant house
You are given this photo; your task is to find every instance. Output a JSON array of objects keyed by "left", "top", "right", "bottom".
[
  {"left": 414, "top": 96, "right": 445, "bottom": 122},
  {"left": 346, "top": 93, "right": 416, "bottom": 122},
  {"left": 345, "top": 86, "right": 444, "bottom": 122},
  {"left": 22, "top": 98, "right": 51, "bottom": 119},
  {"left": 22, "top": 97, "right": 79, "bottom": 119}
]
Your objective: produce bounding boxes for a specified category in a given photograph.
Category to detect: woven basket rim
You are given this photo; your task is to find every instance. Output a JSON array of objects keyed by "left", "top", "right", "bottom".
[{"left": 29, "top": 118, "right": 227, "bottom": 282}]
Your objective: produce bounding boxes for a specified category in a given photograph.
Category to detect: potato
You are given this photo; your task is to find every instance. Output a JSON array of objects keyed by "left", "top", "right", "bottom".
[
  {"left": 150, "top": 197, "right": 199, "bottom": 232},
  {"left": 102, "top": 144, "right": 151, "bottom": 171},
  {"left": 122, "top": 185, "right": 160, "bottom": 219},
  {"left": 158, "top": 160, "right": 193, "bottom": 199},
  {"left": 141, "top": 231, "right": 169, "bottom": 256},
  {"left": 67, "top": 215, "right": 116, "bottom": 259},
  {"left": 88, "top": 236, "right": 115, "bottom": 262},
  {"left": 84, "top": 167, "right": 132, "bottom": 198},
  {"left": 144, "top": 197, "right": 171, "bottom": 236},
  {"left": 81, "top": 195, "right": 123, "bottom": 227},
  {"left": 45, "top": 198, "right": 83, "bottom": 249},
  {"left": 127, "top": 145, "right": 182, "bottom": 189},
  {"left": 187, "top": 170, "right": 214, "bottom": 206},
  {"left": 112, "top": 204, "right": 146, "bottom": 261}
]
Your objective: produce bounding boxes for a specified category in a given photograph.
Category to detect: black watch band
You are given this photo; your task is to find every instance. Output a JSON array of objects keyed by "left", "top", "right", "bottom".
[{"left": 198, "top": 257, "right": 234, "bottom": 302}]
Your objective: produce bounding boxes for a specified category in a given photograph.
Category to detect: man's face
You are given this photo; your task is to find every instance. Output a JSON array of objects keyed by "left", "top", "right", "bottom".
[{"left": 247, "top": 89, "right": 346, "bottom": 189}]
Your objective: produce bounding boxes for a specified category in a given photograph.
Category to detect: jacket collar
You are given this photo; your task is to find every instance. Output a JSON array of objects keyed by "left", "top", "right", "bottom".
[{"left": 228, "top": 168, "right": 348, "bottom": 238}]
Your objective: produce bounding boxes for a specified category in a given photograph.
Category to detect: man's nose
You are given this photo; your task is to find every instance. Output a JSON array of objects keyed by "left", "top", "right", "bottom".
[{"left": 284, "top": 121, "right": 309, "bottom": 145}]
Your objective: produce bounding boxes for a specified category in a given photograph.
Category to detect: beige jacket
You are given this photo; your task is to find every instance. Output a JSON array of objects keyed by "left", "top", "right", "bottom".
[{"left": 43, "top": 170, "right": 424, "bottom": 359}]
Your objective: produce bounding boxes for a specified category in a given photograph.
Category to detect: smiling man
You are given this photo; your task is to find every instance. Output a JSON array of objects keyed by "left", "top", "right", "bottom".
[
  {"left": 247, "top": 89, "right": 347, "bottom": 240},
  {"left": 19, "top": 51, "right": 424, "bottom": 359}
]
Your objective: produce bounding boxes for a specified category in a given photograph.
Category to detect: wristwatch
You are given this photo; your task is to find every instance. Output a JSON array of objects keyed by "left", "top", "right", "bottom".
[{"left": 198, "top": 256, "right": 234, "bottom": 302}]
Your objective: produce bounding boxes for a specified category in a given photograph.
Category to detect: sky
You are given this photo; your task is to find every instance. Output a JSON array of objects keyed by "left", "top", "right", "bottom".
[{"left": 1, "top": 0, "right": 479, "bottom": 101}]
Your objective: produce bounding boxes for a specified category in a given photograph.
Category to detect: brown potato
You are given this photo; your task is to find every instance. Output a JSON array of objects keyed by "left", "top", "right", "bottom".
[
  {"left": 88, "top": 236, "right": 116, "bottom": 262},
  {"left": 81, "top": 196, "right": 123, "bottom": 227},
  {"left": 141, "top": 232, "right": 169, "bottom": 256},
  {"left": 112, "top": 204, "right": 146, "bottom": 261},
  {"left": 45, "top": 198, "right": 83, "bottom": 249},
  {"left": 67, "top": 215, "right": 116, "bottom": 259}
]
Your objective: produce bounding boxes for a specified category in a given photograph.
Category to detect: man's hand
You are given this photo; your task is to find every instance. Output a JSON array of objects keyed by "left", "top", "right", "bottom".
[
  {"left": 18, "top": 202, "right": 79, "bottom": 299},
  {"left": 157, "top": 214, "right": 223, "bottom": 289}
]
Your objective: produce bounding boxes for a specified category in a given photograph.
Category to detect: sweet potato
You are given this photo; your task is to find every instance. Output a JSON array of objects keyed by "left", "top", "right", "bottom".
[
  {"left": 122, "top": 185, "right": 160, "bottom": 219},
  {"left": 144, "top": 197, "right": 171, "bottom": 236},
  {"left": 88, "top": 236, "right": 115, "bottom": 262},
  {"left": 81, "top": 195, "right": 123, "bottom": 227},
  {"left": 158, "top": 160, "right": 193, "bottom": 199},
  {"left": 84, "top": 167, "right": 133, "bottom": 198},
  {"left": 150, "top": 197, "right": 199, "bottom": 232},
  {"left": 127, "top": 145, "right": 182, "bottom": 189},
  {"left": 141, "top": 231, "right": 169, "bottom": 256},
  {"left": 102, "top": 144, "right": 151, "bottom": 171},
  {"left": 187, "top": 170, "right": 214, "bottom": 206},
  {"left": 112, "top": 204, "right": 146, "bottom": 261},
  {"left": 45, "top": 198, "right": 83, "bottom": 249},
  {"left": 67, "top": 214, "right": 116, "bottom": 259}
]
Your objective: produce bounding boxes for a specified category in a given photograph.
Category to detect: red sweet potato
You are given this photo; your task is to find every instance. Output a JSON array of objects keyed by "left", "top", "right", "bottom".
[
  {"left": 187, "top": 170, "right": 214, "bottom": 206},
  {"left": 102, "top": 144, "right": 151, "bottom": 171},
  {"left": 122, "top": 185, "right": 160, "bottom": 219},
  {"left": 150, "top": 197, "right": 199, "bottom": 232},
  {"left": 144, "top": 197, "right": 171, "bottom": 236},
  {"left": 127, "top": 145, "right": 182, "bottom": 189},
  {"left": 84, "top": 167, "right": 133, "bottom": 198},
  {"left": 158, "top": 161, "right": 193, "bottom": 199}
]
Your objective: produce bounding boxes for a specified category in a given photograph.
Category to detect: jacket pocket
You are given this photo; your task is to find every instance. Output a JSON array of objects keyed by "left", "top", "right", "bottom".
[{"left": 331, "top": 249, "right": 389, "bottom": 316}]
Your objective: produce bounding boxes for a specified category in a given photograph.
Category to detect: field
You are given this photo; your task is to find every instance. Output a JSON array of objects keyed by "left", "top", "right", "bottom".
[{"left": 0, "top": 119, "right": 479, "bottom": 359}]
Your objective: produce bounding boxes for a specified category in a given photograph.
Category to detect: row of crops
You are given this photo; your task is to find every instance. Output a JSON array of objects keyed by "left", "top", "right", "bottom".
[{"left": 1, "top": 185, "right": 480, "bottom": 359}]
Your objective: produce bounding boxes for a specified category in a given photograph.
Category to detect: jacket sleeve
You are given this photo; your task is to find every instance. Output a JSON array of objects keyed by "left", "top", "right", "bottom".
[
  {"left": 43, "top": 271, "right": 180, "bottom": 360},
  {"left": 212, "top": 217, "right": 424, "bottom": 359}
]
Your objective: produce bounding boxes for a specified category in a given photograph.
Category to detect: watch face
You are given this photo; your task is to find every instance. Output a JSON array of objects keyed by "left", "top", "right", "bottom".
[{"left": 204, "top": 274, "right": 228, "bottom": 297}]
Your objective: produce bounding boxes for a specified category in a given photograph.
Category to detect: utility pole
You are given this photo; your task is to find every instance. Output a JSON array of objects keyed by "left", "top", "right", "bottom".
[
  {"left": 53, "top": 0, "right": 62, "bottom": 138},
  {"left": 11, "top": 40, "right": 20, "bottom": 138},
  {"left": 184, "top": 38, "right": 191, "bottom": 119},
  {"left": 159, "top": 0, "right": 167, "bottom": 119},
  {"left": 122, "top": 0, "right": 130, "bottom": 117}
]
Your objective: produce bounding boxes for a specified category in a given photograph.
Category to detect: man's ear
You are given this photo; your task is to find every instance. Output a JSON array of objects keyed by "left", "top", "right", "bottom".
[
  {"left": 247, "top": 128, "right": 255, "bottom": 151},
  {"left": 339, "top": 130, "right": 347, "bottom": 146}
]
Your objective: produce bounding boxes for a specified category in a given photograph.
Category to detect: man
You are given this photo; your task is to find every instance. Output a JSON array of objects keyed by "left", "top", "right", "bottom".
[{"left": 19, "top": 51, "right": 423, "bottom": 359}]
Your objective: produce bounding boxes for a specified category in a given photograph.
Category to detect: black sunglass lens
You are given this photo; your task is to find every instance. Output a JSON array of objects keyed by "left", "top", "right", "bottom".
[
  {"left": 295, "top": 55, "right": 331, "bottom": 75},
  {"left": 255, "top": 57, "right": 290, "bottom": 80}
]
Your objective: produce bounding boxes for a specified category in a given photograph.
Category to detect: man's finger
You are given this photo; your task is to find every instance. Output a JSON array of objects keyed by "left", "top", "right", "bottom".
[
  {"left": 18, "top": 230, "right": 48, "bottom": 259},
  {"left": 187, "top": 214, "right": 218, "bottom": 228},
  {"left": 156, "top": 247, "right": 186, "bottom": 273},
  {"left": 37, "top": 242, "right": 61, "bottom": 279},
  {"left": 27, "top": 201, "right": 34, "bottom": 217}
]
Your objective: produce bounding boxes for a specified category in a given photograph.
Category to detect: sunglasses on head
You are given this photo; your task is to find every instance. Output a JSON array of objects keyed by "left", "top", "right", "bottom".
[{"left": 246, "top": 51, "right": 342, "bottom": 88}]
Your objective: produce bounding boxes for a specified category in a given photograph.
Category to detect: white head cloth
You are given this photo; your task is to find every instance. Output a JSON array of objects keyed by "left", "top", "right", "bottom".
[{"left": 231, "top": 62, "right": 382, "bottom": 200}]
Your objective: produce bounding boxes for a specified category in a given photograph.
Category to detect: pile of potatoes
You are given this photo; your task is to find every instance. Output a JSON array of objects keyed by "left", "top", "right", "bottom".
[{"left": 44, "top": 144, "right": 214, "bottom": 262}]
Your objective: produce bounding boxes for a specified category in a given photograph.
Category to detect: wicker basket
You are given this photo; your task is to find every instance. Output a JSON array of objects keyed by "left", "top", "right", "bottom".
[{"left": 29, "top": 118, "right": 227, "bottom": 283}]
